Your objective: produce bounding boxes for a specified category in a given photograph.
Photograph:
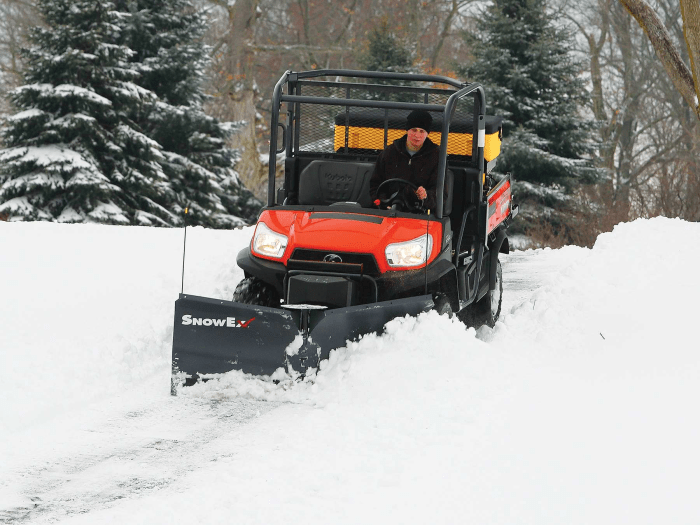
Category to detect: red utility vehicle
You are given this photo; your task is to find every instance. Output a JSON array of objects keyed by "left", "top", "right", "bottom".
[{"left": 172, "top": 70, "right": 517, "bottom": 386}]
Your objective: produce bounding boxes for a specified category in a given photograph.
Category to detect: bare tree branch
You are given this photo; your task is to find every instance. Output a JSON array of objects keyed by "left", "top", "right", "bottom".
[
  {"left": 429, "top": 0, "right": 461, "bottom": 69},
  {"left": 247, "top": 43, "right": 347, "bottom": 53},
  {"left": 618, "top": 0, "right": 699, "bottom": 120},
  {"left": 331, "top": 0, "right": 359, "bottom": 47},
  {"left": 295, "top": 0, "right": 319, "bottom": 68}
]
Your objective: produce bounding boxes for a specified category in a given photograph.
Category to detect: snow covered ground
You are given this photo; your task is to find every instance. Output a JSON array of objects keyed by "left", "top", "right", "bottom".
[{"left": 1, "top": 217, "right": 699, "bottom": 524}]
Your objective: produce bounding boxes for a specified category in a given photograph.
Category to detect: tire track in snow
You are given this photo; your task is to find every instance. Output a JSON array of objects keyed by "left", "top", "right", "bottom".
[{"left": 1, "top": 396, "right": 279, "bottom": 524}]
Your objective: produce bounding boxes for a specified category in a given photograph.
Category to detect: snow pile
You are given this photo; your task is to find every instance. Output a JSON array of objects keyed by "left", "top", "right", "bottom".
[
  {"left": 0, "top": 222, "right": 250, "bottom": 435},
  {"left": 1, "top": 217, "right": 699, "bottom": 524},
  {"left": 186, "top": 218, "right": 700, "bottom": 404}
]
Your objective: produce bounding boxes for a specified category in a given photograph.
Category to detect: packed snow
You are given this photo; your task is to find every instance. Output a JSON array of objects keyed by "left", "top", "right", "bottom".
[{"left": 1, "top": 217, "right": 699, "bottom": 524}]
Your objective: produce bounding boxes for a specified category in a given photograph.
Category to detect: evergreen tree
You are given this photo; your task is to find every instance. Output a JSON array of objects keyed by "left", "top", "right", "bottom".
[
  {"left": 360, "top": 20, "right": 414, "bottom": 74},
  {"left": 460, "top": 0, "right": 598, "bottom": 217},
  {"left": 115, "top": 0, "right": 261, "bottom": 227},
  {"left": 359, "top": 19, "right": 423, "bottom": 103},
  {"left": 0, "top": 0, "right": 176, "bottom": 225}
]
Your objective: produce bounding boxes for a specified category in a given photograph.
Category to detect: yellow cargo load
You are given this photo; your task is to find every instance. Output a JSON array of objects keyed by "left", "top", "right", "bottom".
[{"left": 333, "top": 110, "right": 502, "bottom": 162}]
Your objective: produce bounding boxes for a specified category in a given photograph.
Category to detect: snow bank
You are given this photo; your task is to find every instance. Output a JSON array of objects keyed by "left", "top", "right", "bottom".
[
  {"left": 0, "top": 222, "right": 251, "bottom": 435},
  {"left": 146, "top": 217, "right": 700, "bottom": 524},
  {"left": 1, "top": 217, "right": 699, "bottom": 524}
]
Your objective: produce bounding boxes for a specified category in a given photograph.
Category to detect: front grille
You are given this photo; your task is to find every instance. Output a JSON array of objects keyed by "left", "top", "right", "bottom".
[{"left": 290, "top": 249, "right": 380, "bottom": 275}]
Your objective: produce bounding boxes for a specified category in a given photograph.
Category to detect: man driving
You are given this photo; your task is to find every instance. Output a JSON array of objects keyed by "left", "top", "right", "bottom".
[{"left": 370, "top": 109, "right": 442, "bottom": 212}]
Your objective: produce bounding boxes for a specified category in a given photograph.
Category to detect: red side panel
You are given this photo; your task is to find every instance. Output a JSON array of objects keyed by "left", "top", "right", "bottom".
[{"left": 487, "top": 176, "right": 512, "bottom": 234}]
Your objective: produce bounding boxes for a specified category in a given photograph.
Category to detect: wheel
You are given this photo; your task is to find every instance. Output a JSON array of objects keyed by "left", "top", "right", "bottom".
[
  {"left": 232, "top": 277, "right": 280, "bottom": 307},
  {"left": 457, "top": 259, "right": 502, "bottom": 328},
  {"left": 433, "top": 293, "right": 453, "bottom": 318}
]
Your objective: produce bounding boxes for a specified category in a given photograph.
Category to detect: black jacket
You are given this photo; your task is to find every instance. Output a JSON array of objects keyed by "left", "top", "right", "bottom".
[{"left": 370, "top": 135, "right": 444, "bottom": 211}]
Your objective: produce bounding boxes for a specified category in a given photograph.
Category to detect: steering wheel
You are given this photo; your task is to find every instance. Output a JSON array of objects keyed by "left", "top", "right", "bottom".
[{"left": 375, "top": 178, "right": 425, "bottom": 213}]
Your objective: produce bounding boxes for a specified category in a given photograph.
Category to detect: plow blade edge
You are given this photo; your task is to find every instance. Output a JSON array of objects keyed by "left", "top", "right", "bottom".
[{"left": 173, "top": 294, "right": 434, "bottom": 379}]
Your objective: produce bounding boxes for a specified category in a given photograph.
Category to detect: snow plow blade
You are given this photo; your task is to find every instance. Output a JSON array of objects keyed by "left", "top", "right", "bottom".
[{"left": 172, "top": 293, "right": 434, "bottom": 380}]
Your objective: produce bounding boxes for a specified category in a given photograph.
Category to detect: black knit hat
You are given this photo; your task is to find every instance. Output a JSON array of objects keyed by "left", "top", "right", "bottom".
[{"left": 406, "top": 110, "right": 432, "bottom": 132}]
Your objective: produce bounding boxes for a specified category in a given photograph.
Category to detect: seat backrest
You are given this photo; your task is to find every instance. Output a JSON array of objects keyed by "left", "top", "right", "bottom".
[{"left": 298, "top": 160, "right": 374, "bottom": 207}]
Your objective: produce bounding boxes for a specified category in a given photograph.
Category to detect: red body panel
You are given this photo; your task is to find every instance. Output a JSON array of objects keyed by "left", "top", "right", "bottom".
[
  {"left": 487, "top": 178, "right": 512, "bottom": 234},
  {"left": 252, "top": 210, "right": 443, "bottom": 273}
]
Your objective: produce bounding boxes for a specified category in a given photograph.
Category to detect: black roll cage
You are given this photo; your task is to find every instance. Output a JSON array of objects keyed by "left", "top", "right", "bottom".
[{"left": 267, "top": 69, "right": 487, "bottom": 220}]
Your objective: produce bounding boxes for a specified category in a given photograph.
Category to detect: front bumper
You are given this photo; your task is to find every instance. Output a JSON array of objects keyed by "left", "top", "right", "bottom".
[{"left": 237, "top": 247, "right": 454, "bottom": 305}]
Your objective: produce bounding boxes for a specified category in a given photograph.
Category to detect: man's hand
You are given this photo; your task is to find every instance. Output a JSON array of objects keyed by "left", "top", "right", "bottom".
[{"left": 415, "top": 186, "right": 427, "bottom": 200}]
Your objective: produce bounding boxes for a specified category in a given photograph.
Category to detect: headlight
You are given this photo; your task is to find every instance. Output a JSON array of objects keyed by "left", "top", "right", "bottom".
[
  {"left": 252, "top": 222, "right": 288, "bottom": 258},
  {"left": 385, "top": 234, "right": 433, "bottom": 268}
]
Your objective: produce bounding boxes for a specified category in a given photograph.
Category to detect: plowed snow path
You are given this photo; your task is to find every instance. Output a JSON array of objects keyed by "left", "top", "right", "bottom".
[
  {"left": 1, "top": 249, "right": 550, "bottom": 524},
  {"left": 500, "top": 248, "right": 582, "bottom": 316},
  {"left": 1, "top": 393, "right": 279, "bottom": 524}
]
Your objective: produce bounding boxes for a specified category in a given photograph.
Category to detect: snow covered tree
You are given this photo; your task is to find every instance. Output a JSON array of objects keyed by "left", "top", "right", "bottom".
[
  {"left": 115, "top": 0, "right": 261, "bottom": 227},
  {"left": 0, "top": 0, "right": 177, "bottom": 225},
  {"left": 460, "top": 0, "right": 598, "bottom": 230}
]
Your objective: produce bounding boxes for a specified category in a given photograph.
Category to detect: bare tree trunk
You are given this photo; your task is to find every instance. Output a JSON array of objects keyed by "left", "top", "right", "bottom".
[
  {"left": 406, "top": 0, "right": 423, "bottom": 59},
  {"left": 618, "top": 0, "right": 700, "bottom": 120},
  {"left": 330, "top": 0, "right": 359, "bottom": 48},
  {"left": 570, "top": 0, "right": 617, "bottom": 170},
  {"left": 207, "top": 0, "right": 265, "bottom": 199},
  {"left": 0, "top": 0, "right": 38, "bottom": 120},
  {"left": 609, "top": 3, "right": 646, "bottom": 215},
  {"left": 296, "top": 0, "right": 320, "bottom": 68},
  {"left": 429, "top": 0, "right": 460, "bottom": 69},
  {"left": 680, "top": 0, "right": 700, "bottom": 115}
]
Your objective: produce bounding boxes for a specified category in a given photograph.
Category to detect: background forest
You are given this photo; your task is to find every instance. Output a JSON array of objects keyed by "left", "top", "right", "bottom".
[{"left": 1, "top": 0, "right": 698, "bottom": 246}]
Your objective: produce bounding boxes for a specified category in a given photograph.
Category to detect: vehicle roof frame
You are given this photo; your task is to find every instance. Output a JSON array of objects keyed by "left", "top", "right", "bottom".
[{"left": 267, "top": 69, "right": 486, "bottom": 219}]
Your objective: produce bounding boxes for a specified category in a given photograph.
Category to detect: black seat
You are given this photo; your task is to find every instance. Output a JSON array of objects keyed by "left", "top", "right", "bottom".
[
  {"left": 298, "top": 160, "right": 374, "bottom": 207},
  {"left": 298, "top": 159, "right": 453, "bottom": 215}
]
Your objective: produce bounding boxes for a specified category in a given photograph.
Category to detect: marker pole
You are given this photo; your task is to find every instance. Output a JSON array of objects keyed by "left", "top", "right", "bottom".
[{"left": 181, "top": 207, "right": 189, "bottom": 294}]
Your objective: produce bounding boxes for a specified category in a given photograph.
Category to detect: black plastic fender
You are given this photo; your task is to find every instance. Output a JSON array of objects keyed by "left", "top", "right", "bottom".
[{"left": 489, "top": 228, "right": 508, "bottom": 290}]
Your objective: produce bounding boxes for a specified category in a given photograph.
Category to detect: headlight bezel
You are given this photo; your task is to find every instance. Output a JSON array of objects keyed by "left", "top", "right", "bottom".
[
  {"left": 252, "top": 222, "right": 288, "bottom": 259},
  {"left": 385, "top": 234, "right": 433, "bottom": 268}
]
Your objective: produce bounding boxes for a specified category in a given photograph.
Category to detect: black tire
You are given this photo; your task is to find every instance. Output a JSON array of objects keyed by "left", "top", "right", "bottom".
[
  {"left": 457, "top": 259, "right": 502, "bottom": 328},
  {"left": 433, "top": 293, "right": 453, "bottom": 318},
  {"left": 232, "top": 277, "right": 281, "bottom": 307}
]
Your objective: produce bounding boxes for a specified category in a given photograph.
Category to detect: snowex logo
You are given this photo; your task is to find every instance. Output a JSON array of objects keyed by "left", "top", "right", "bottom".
[{"left": 181, "top": 315, "right": 255, "bottom": 328}]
